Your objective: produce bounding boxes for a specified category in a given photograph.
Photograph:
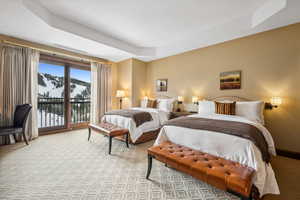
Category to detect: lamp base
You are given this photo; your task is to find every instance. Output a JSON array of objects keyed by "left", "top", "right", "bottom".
[
  {"left": 119, "top": 98, "right": 123, "bottom": 109},
  {"left": 265, "top": 102, "right": 277, "bottom": 110}
]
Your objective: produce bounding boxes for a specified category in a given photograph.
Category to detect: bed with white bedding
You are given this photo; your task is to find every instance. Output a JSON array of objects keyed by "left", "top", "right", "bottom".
[
  {"left": 102, "top": 107, "right": 169, "bottom": 143},
  {"left": 153, "top": 97, "right": 280, "bottom": 197}
]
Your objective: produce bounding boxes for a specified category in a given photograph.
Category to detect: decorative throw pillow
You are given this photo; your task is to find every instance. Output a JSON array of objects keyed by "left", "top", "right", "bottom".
[
  {"left": 215, "top": 101, "right": 236, "bottom": 115},
  {"left": 147, "top": 100, "right": 157, "bottom": 108}
]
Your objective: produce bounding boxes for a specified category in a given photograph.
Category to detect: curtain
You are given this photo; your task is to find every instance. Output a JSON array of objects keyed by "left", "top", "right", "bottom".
[
  {"left": 0, "top": 45, "right": 39, "bottom": 145},
  {"left": 90, "top": 62, "right": 112, "bottom": 124}
]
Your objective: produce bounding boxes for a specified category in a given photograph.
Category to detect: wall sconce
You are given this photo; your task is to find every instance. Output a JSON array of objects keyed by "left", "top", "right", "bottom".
[
  {"left": 116, "top": 90, "right": 125, "bottom": 109},
  {"left": 192, "top": 96, "right": 199, "bottom": 105},
  {"left": 265, "top": 97, "right": 282, "bottom": 109}
]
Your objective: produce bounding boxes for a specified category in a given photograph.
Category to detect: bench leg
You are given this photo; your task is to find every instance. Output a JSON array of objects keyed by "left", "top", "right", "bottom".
[
  {"left": 240, "top": 196, "right": 252, "bottom": 200},
  {"left": 108, "top": 136, "right": 113, "bottom": 155},
  {"left": 125, "top": 133, "right": 129, "bottom": 148},
  {"left": 146, "top": 154, "right": 153, "bottom": 179},
  {"left": 88, "top": 128, "right": 91, "bottom": 141}
]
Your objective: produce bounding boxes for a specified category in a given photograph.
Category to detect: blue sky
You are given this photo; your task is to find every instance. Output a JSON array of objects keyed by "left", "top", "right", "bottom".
[{"left": 39, "top": 62, "right": 91, "bottom": 83}]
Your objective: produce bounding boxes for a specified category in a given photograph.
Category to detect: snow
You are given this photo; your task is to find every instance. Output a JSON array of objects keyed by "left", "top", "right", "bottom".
[
  {"left": 39, "top": 73, "right": 64, "bottom": 98},
  {"left": 38, "top": 73, "right": 90, "bottom": 98},
  {"left": 70, "top": 84, "right": 87, "bottom": 98}
]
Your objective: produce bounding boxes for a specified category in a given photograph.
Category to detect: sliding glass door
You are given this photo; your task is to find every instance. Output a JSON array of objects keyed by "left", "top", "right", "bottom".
[
  {"left": 37, "top": 55, "right": 91, "bottom": 133},
  {"left": 38, "top": 62, "right": 65, "bottom": 129},
  {"left": 70, "top": 67, "right": 91, "bottom": 126}
]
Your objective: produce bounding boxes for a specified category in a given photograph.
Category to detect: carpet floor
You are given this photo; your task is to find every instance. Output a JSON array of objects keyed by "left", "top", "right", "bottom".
[{"left": 0, "top": 130, "right": 299, "bottom": 200}]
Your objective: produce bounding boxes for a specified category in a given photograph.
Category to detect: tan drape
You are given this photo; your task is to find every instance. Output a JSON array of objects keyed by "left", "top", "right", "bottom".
[
  {"left": 90, "top": 62, "right": 112, "bottom": 124},
  {"left": 0, "top": 45, "right": 39, "bottom": 145}
]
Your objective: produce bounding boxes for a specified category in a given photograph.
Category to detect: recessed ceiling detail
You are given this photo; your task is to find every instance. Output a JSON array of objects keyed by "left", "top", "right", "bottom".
[
  {"left": 0, "top": 0, "right": 299, "bottom": 62},
  {"left": 252, "top": 0, "right": 287, "bottom": 28},
  {"left": 22, "top": 0, "right": 156, "bottom": 57}
]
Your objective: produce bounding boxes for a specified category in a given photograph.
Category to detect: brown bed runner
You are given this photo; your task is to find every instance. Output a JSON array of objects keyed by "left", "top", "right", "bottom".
[
  {"left": 164, "top": 117, "right": 271, "bottom": 163},
  {"left": 105, "top": 109, "right": 153, "bottom": 127}
]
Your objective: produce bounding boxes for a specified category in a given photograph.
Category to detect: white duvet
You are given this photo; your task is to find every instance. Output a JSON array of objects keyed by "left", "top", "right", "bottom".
[
  {"left": 102, "top": 107, "right": 169, "bottom": 142},
  {"left": 154, "top": 113, "right": 280, "bottom": 197}
]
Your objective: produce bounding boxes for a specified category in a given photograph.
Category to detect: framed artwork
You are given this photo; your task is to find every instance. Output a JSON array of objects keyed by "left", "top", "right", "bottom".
[
  {"left": 220, "top": 70, "right": 241, "bottom": 90},
  {"left": 156, "top": 79, "right": 168, "bottom": 92}
]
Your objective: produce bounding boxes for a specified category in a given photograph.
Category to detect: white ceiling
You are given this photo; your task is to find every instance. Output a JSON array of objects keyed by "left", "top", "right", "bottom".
[{"left": 0, "top": 0, "right": 299, "bottom": 62}]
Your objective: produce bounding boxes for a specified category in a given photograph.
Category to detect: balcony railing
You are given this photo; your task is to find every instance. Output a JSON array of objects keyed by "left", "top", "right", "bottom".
[{"left": 38, "top": 97, "right": 90, "bottom": 128}]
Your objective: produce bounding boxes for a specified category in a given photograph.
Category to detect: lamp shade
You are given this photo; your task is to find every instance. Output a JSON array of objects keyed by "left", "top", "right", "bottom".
[
  {"left": 178, "top": 96, "right": 184, "bottom": 102},
  {"left": 271, "top": 97, "right": 282, "bottom": 106},
  {"left": 192, "top": 96, "right": 198, "bottom": 103},
  {"left": 116, "top": 90, "right": 125, "bottom": 98}
]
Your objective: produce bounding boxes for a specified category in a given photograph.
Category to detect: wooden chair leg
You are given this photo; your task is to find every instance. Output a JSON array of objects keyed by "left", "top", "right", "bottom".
[
  {"left": 88, "top": 128, "right": 91, "bottom": 141},
  {"left": 108, "top": 136, "right": 113, "bottom": 155},
  {"left": 146, "top": 154, "right": 153, "bottom": 179},
  {"left": 22, "top": 131, "right": 29, "bottom": 145},
  {"left": 13, "top": 134, "right": 17, "bottom": 143},
  {"left": 125, "top": 133, "right": 129, "bottom": 148}
]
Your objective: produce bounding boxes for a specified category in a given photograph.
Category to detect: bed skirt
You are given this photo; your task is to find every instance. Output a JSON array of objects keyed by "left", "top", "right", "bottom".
[{"left": 115, "top": 129, "right": 160, "bottom": 144}]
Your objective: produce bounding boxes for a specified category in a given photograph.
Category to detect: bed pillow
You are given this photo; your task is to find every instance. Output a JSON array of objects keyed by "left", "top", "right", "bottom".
[
  {"left": 141, "top": 99, "right": 148, "bottom": 108},
  {"left": 215, "top": 101, "right": 236, "bottom": 115},
  {"left": 147, "top": 99, "right": 157, "bottom": 108},
  {"left": 198, "top": 100, "right": 215, "bottom": 114},
  {"left": 236, "top": 101, "right": 265, "bottom": 124},
  {"left": 157, "top": 99, "right": 175, "bottom": 112}
]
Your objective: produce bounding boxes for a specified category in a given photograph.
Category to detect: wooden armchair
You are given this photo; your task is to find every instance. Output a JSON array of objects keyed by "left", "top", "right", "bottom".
[{"left": 0, "top": 104, "right": 32, "bottom": 145}]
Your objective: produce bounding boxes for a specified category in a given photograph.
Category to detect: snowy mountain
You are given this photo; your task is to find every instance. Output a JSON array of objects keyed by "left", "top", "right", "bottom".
[{"left": 38, "top": 73, "right": 90, "bottom": 98}]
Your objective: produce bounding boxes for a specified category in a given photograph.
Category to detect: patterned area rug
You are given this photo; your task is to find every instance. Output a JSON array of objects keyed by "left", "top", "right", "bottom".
[{"left": 0, "top": 130, "right": 238, "bottom": 200}]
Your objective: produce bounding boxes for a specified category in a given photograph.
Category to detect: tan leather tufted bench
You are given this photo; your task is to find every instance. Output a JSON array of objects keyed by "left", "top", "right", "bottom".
[{"left": 146, "top": 141, "right": 256, "bottom": 200}]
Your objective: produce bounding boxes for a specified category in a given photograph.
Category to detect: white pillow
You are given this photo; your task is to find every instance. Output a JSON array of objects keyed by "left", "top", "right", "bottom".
[
  {"left": 141, "top": 99, "right": 148, "bottom": 108},
  {"left": 198, "top": 101, "right": 215, "bottom": 114},
  {"left": 157, "top": 99, "right": 175, "bottom": 112},
  {"left": 236, "top": 101, "right": 265, "bottom": 124}
]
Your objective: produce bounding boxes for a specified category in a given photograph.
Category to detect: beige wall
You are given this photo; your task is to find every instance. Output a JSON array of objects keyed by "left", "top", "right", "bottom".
[
  {"left": 132, "top": 59, "right": 147, "bottom": 107},
  {"left": 116, "top": 58, "right": 148, "bottom": 108},
  {"left": 146, "top": 23, "right": 300, "bottom": 153},
  {"left": 110, "top": 62, "right": 118, "bottom": 110},
  {"left": 116, "top": 59, "right": 132, "bottom": 109}
]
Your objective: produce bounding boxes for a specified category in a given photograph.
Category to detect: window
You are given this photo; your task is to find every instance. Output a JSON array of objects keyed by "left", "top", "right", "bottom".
[{"left": 37, "top": 54, "right": 91, "bottom": 133}]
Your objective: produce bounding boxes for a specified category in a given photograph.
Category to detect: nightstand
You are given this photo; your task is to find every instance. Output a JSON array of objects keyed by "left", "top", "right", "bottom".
[{"left": 169, "top": 111, "right": 196, "bottom": 119}]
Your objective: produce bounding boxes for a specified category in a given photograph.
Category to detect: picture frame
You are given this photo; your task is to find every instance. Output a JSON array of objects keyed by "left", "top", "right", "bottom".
[
  {"left": 220, "top": 70, "right": 241, "bottom": 90},
  {"left": 156, "top": 79, "right": 168, "bottom": 92}
]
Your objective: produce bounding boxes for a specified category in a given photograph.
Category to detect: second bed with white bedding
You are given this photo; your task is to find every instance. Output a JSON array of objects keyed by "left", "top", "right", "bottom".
[
  {"left": 102, "top": 107, "right": 169, "bottom": 143},
  {"left": 154, "top": 113, "right": 280, "bottom": 197}
]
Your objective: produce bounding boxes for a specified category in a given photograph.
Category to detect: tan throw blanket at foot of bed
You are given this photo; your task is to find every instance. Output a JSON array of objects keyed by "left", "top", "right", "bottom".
[
  {"left": 164, "top": 117, "right": 271, "bottom": 163},
  {"left": 105, "top": 109, "right": 153, "bottom": 127}
]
